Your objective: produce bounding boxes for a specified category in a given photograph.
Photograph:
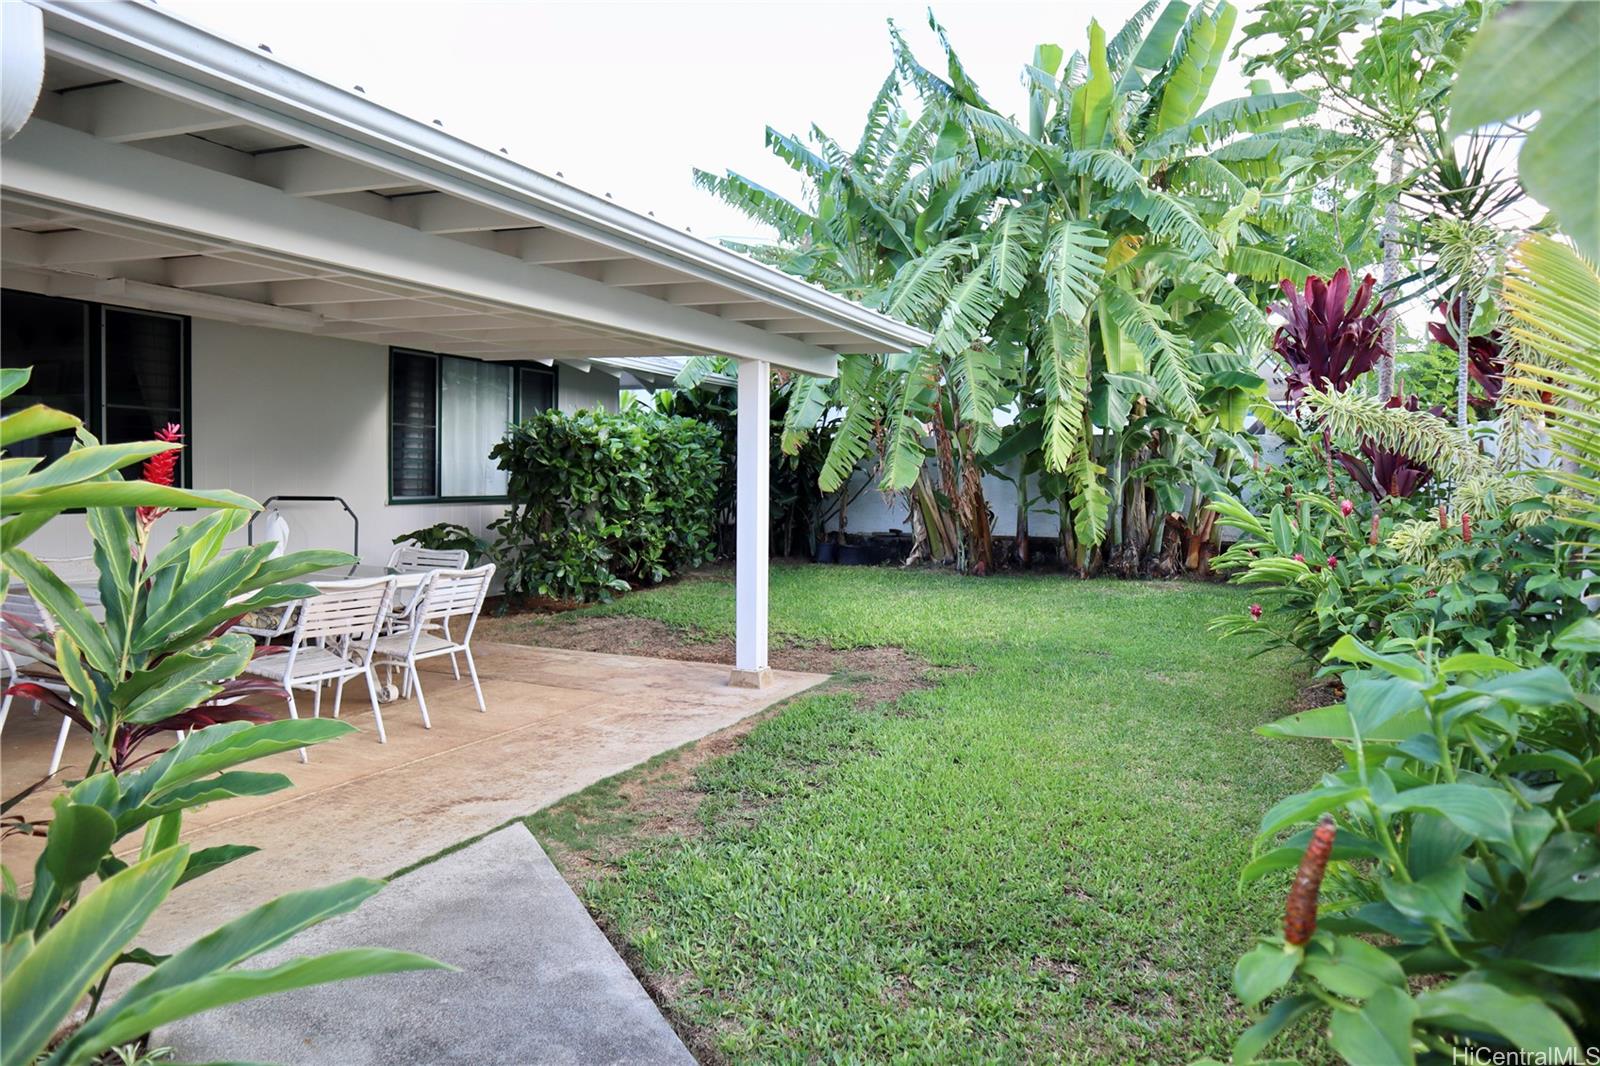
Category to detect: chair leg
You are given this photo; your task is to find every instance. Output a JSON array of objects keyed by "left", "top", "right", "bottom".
[
  {"left": 48, "top": 714, "right": 72, "bottom": 776},
  {"left": 332, "top": 676, "right": 347, "bottom": 720},
  {"left": 0, "top": 687, "right": 10, "bottom": 734},
  {"left": 286, "top": 688, "right": 308, "bottom": 763},
  {"left": 363, "top": 668, "right": 387, "bottom": 744},
  {"left": 449, "top": 651, "right": 461, "bottom": 681},
  {"left": 313, "top": 681, "right": 323, "bottom": 719},
  {"left": 464, "top": 647, "right": 486, "bottom": 713},
  {"left": 410, "top": 659, "right": 431, "bottom": 729}
]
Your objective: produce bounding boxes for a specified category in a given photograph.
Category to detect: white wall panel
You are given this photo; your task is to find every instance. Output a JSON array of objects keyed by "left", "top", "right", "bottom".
[{"left": 556, "top": 364, "right": 619, "bottom": 414}]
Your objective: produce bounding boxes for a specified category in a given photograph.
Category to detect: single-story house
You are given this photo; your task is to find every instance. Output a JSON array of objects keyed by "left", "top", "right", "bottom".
[{"left": 0, "top": 0, "right": 930, "bottom": 685}]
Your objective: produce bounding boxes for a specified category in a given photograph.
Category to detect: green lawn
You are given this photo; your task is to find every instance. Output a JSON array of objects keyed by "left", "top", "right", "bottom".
[{"left": 525, "top": 566, "right": 1337, "bottom": 1063}]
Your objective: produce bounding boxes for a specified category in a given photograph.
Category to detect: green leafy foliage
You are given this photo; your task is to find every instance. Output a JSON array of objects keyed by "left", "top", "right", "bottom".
[
  {"left": 490, "top": 407, "right": 722, "bottom": 603},
  {"left": 1219, "top": 643, "right": 1598, "bottom": 1063},
  {"left": 1450, "top": 2, "right": 1600, "bottom": 261},
  {"left": 0, "top": 368, "right": 253, "bottom": 552},
  {"left": 1, "top": 487, "right": 446, "bottom": 1062},
  {"left": 393, "top": 522, "right": 492, "bottom": 566}
]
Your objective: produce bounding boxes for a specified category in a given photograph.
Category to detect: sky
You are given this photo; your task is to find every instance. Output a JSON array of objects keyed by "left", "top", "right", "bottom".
[{"left": 157, "top": 0, "right": 1260, "bottom": 245}]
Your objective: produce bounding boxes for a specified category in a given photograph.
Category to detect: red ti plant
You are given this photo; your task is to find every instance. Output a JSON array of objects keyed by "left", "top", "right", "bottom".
[
  {"left": 1268, "top": 268, "right": 1392, "bottom": 407},
  {"left": 1427, "top": 295, "right": 1507, "bottom": 411},
  {"left": 1334, "top": 395, "right": 1443, "bottom": 501}
]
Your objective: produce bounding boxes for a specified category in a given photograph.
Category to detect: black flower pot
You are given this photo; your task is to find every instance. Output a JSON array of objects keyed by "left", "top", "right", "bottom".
[
  {"left": 814, "top": 542, "right": 838, "bottom": 564},
  {"left": 835, "top": 544, "right": 871, "bottom": 566}
]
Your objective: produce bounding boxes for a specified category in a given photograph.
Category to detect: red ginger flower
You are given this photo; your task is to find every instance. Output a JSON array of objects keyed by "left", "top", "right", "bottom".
[
  {"left": 1284, "top": 815, "right": 1337, "bottom": 946},
  {"left": 1249, "top": 603, "right": 1263, "bottom": 620},
  {"left": 136, "top": 423, "right": 183, "bottom": 530},
  {"left": 1292, "top": 553, "right": 1305, "bottom": 563},
  {"left": 1339, "top": 498, "right": 1354, "bottom": 517},
  {"left": 1369, "top": 513, "right": 1381, "bottom": 546},
  {"left": 1461, "top": 512, "right": 1472, "bottom": 545},
  {"left": 1327, "top": 556, "right": 1338, "bottom": 569}
]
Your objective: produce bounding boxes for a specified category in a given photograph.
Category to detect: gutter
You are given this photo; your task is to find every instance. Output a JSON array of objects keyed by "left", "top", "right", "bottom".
[{"left": 27, "top": 0, "right": 933, "bottom": 354}]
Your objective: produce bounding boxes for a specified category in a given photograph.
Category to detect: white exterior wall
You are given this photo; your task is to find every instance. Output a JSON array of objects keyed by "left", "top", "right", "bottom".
[
  {"left": 557, "top": 364, "right": 621, "bottom": 414},
  {"left": 24, "top": 316, "right": 617, "bottom": 562},
  {"left": 825, "top": 460, "right": 1066, "bottom": 540}
]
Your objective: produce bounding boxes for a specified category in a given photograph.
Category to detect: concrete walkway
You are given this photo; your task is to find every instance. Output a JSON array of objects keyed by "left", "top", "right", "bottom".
[
  {"left": 160, "top": 825, "right": 695, "bottom": 1065},
  {"left": 2, "top": 642, "right": 826, "bottom": 950}
]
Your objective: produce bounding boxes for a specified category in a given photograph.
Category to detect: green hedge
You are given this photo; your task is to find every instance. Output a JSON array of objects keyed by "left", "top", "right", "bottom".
[{"left": 488, "top": 406, "right": 722, "bottom": 603}]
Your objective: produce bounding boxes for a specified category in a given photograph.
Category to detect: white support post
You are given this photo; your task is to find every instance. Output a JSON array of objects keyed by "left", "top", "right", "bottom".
[{"left": 731, "top": 357, "right": 771, "bottom": 688}]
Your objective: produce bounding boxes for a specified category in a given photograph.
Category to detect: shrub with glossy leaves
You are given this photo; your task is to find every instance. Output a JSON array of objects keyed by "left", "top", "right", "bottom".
[{"left": 490, "top": 407, "right": 722, "bottom": 603}]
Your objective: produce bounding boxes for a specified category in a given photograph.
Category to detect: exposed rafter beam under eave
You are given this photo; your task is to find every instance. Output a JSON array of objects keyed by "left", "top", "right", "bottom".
[
  {"left": 69, "top": 82, "right": 239, "bottom": 142},
  {"left": 4, "top": 120, "right": 840, "bottom": 376},
  {"left": 254, "top": 149, "right": 417, "bottom": 197}
]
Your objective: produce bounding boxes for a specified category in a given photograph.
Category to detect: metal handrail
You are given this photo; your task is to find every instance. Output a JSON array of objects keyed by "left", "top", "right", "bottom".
[{"left": 246, "top": 495, "right": 360, "bottom": 558}]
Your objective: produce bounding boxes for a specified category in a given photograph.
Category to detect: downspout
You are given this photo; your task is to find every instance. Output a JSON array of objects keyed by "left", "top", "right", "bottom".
[{"left": 2, "top": 2, "right": 44, "bottom": 141}]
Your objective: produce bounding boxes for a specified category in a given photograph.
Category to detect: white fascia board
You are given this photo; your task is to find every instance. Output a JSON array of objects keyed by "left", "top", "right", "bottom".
[
  {"left": 4, "top": 120, "right": 841, "bottom": 376},
  {"left": 29, "top": 0, "right": 932, "bottom": 354}
]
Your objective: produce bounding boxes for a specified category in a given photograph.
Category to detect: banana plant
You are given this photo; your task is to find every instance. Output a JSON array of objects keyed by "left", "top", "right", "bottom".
[{"left": 694, "top": 1, "right": 1350, "bottom": 572}]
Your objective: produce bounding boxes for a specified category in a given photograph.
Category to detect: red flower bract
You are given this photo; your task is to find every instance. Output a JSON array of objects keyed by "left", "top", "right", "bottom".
[
  {"left": 1285, "top": 815, "right": 1337, "bottom": 946},
  {"left": 1249, "top": 603, "right": 1263, "bottom": 620},
  {"left": 136, "top": 422, "right": 184, "bottom": 530}
]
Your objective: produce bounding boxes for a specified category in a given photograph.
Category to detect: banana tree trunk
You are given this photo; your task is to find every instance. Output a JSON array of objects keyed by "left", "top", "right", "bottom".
[
  {"left": 1378, "top": 138, "right": 1404, "bottom": 401},
  {"left": 1455, "top": 290, "right": 1471, "bottom": 431},
  {"left": 1016, "top": 497, "right": 1030, "bottom": 568}
]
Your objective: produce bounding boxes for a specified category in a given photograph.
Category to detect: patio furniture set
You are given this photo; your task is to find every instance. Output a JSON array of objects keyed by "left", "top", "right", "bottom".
[{"left": 0, "top": 544, "right": 495, "bottom": 772}]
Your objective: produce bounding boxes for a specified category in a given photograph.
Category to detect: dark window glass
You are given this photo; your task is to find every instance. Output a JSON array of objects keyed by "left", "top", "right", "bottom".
[
  {"left": 104, "top": 309, "right": 184, "bottom": 412},
  {"left": 1, "top": 290, "right": 89, "bottom": 462},
  {"left": 390, "top": 350, "right": 439, "bottom": 499},
  {"left": 103, "top": 309, "right": 186, "bottom": 482},
  {"left": 518, "top": 366, "right": 555, "bottom": 419}
]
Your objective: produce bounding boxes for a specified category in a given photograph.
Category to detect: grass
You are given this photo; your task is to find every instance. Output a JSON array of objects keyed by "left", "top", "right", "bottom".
[{"left": 523, "top": 565, "right": 1337, "bottom": 1063}]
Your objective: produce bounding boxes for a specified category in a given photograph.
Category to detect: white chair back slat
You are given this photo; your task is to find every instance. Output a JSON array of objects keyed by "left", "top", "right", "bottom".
[
  {"left": 294, "top": 579, "right": 393, "bottom": 643},
  {"left": 387, "top": 545, "right": 470, "bottom": 574},
  {"left": 3, "top": 589, "right": 59, "bottom": 635},
  {"left": 416, "top": 565, "right": 494, "bottom": 635}
]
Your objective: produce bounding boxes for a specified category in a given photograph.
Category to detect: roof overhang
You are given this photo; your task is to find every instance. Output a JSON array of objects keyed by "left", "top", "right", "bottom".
[{"left": 1, "top": 1, "right": 932, "bottom": 377}]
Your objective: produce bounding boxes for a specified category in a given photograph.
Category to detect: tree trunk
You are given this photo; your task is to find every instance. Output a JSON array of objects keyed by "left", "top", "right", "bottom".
[
  {"left": 1016, "top": 498, "right": 1030, "bottom": 568},
  {"left": 1378, "top": 138, "right": 1404, "bottom": 401},
  {"left": 1455, "top": 291, "right": 1471, "bottom": 431}
]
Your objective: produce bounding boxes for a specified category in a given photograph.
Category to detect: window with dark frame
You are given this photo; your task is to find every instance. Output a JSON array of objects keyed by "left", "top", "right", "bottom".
[
  {"left": 388, "top": 348, "right": 557, "bottom": 502},
  {"left": 1, "top": 288, "right": 191, "bottom": 485}
]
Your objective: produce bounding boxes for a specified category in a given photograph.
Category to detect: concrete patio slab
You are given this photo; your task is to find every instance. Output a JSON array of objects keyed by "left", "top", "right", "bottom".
[
  {"left": 158, "top": 824, "right": 695, "bottom": 1066},
  {"left": 1, "top": 642, "right": 826, "bottom": 951}
]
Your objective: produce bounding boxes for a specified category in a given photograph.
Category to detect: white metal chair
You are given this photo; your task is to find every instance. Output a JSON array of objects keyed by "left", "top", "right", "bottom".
[
  {"left": 373, "top": 564, "right": 494, "bottom": 726},
  {"left": 242, "top": 577, "right": 395, "bottom": 761},
  {"left": 1, "top": 590, "right": 77, "bottom": 776},
  {"left": 384, "top": 544, "right": 473, "bottom": 671},
  {"left": 387, "top": 545, "right": 469, "bottom": 573}
]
